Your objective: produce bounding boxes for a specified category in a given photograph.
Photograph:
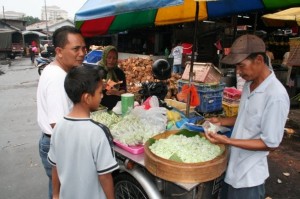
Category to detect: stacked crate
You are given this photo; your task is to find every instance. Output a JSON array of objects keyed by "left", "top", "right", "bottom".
[
  {"left": 222, "top": 87, "right": 241, "bottom": 117},
  {"left": 177, "top": 80, "right": 225, "bottom": 113},
  {"left": 178, "top": 62, "right": 224, "bottom": 113}
]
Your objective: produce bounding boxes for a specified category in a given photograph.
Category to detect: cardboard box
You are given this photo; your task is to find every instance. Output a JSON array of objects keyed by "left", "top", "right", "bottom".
[
  {"left": 181, "top": 62, "right": 222, "bottom": 83},
  {"left": 164, "top": 99, "right": 195, "bottom": 112}
]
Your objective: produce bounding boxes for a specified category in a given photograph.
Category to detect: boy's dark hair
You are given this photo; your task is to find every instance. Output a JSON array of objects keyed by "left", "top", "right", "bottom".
[
  {"left": 247, "top": 52, "right": 268, "bottom": 65},
  {"left": 52, "top": 26, "right": 82, "bottom": 48},
  {"left": 65, "top": 67, "right": 102, "bottom": 104}
]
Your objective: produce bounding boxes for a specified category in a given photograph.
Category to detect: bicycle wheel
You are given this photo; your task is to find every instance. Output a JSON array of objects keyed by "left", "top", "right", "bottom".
[{"left": 114, "top": 172, "right": 149, "bottom": 199}]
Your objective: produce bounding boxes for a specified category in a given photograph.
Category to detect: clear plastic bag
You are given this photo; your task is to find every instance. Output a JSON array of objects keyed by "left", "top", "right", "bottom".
[
  {"left": 132, "top": 106, "right": 167, "bottom": 133},
  {"left": 202, "top": 121, "right": 230, "bottom": 134}
]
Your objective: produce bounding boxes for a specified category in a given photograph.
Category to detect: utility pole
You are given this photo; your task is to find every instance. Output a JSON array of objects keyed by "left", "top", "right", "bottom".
[
  {"left": 44, "top": 0, "right": 49, "bottom": 40},
  {"left": 2, "top": 6, "right": 6, "bottom": 21}
]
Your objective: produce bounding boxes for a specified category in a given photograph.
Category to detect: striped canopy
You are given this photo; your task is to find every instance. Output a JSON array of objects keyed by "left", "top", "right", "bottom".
[{"left": 75, "top": 0, "right": 300, "bottom": 37}]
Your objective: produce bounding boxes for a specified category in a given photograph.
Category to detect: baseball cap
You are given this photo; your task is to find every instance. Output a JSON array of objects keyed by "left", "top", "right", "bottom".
[{"left": 221, "top": 34, "right": 266, "bottom": 65}]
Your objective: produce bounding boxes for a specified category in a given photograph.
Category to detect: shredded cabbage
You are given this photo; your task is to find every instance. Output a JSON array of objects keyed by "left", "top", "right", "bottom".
[
  {"left": 91, "top": 111, "right": 122, "bottom": 128},
  {"left": 149, "top": 134, "right": 222, "bottom": 163},
  {"left": 110, "top": 114, "right": 163, "bottom": 146},
  {"left": 91, "top": 107, "right": 167, "bottom": 146}
]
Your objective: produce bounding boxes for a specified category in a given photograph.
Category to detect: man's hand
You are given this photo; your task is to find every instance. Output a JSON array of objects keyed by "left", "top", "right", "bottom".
[
  {"left": 205, "top": 132, "right": 230, "bottom": 145},
  {"left": 206, "top": 117, "right": 222, "bottom": 126},
  {"left": 106, "top": 89, "right": 119, "bottom": 96}
]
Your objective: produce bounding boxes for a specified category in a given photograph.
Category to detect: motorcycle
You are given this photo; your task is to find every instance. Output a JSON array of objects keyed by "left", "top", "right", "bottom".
[{"left": 36, "top": 52, "right": 53, "bottom": 75}]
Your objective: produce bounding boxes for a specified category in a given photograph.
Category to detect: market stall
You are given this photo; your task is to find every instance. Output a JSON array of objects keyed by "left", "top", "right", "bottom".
[
  {"left": 89, "top": 53, "right": 233, "bottom": 197},
  {"left": 91, "top": 99, "right": 229, "bottom": 198},
  {"left": 75, "top": 0, "right": 300, "bottom": 198},
  {"left": 75, "top": 0, "right": 300, "bottom": 111}
]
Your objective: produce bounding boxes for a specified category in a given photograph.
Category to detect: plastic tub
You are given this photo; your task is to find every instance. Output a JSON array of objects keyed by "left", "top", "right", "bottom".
[
  {"left": 222, "top": 101, "right": 239, "bottom": 117},
  {"left": 223, "top": 87, "right": 242, "bottom": 100}
]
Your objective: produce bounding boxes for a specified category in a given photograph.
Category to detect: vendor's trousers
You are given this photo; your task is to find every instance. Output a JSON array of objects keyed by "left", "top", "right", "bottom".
[
  {"left": 221, "top": 182, "right": 265, "bottom": 199},
  {"left": 39, "top": 133, "right": 52, "bottom": 199}
]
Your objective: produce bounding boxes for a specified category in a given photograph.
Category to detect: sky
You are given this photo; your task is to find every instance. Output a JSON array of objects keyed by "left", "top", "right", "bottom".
[{"left": 1, "top": 0, "right": 87, "bottom": 19}]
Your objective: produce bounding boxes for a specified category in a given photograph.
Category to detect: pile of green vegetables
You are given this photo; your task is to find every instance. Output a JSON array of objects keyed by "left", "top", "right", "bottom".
[
  {"left": 149, "top": 130, "right": 223, "bottom": 163},
  {"left": 91, "top": 111, "right": 121, "bottom": 128},
  {"left": 91, "top": 111, "right": 164, "bottom": 146}
]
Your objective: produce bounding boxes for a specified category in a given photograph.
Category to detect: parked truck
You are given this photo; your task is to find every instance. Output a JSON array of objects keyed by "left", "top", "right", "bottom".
[{"left": 0, "top": 30, "right": 24, "bottom": 59}]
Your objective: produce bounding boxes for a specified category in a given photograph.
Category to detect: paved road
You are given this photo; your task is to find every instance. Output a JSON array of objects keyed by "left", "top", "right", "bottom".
[{"left": 0, "top": 57, "right": 47, "bottom": 199}]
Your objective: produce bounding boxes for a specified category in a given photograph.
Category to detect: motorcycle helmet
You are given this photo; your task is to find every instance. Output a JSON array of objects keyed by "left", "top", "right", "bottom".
[{"left": 152, "top": 59, "right": 172, "bottom": 80}]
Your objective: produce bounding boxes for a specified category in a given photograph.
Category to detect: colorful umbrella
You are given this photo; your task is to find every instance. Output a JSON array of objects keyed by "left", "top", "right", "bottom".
[
  {"left": 262, "top": 7, "right": 300, "bottom": 27},
  {"left": 75, "top": 0, "right": 183, "bottom": 37},
  {"left": 75, "top": 0, "right": 300, "bottom": 37}
]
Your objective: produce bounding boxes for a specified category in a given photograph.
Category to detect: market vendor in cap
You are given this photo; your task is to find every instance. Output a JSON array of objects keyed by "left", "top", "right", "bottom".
[
  {"left": 98, "top": 45, "right": 127, "bottom": 110},
  {"left": 205, "top": 34, "right": 290, "bottom": 199}
]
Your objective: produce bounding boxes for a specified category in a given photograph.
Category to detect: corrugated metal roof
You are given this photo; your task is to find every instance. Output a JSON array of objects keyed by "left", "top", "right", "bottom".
[{"left": 22, "top": 30, "right": 47, "bottom": 37}]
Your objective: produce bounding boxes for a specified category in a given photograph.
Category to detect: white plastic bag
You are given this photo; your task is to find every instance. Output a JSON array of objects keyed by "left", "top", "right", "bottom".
[
  {"left": 112, "top": 101, "right": 140, "bottom": 115},
  {"left": 202, "top": 121, "right": 230, "bottom": 134},
  {"left": 112, "top": 101, "right": 122, "bottom": 115},
  {"left": 132, "top": 106, "right": 167, "bottom": 134}
]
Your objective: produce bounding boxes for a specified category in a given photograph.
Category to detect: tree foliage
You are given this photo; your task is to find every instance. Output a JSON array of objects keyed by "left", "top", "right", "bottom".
[{"left": 24, "top": 16, "right": 40, "bottom": 26}]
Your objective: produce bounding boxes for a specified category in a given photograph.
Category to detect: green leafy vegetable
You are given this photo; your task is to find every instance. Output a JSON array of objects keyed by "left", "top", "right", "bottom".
[{"left": 149, "top": 134, "right": 222, "bottom": 163}]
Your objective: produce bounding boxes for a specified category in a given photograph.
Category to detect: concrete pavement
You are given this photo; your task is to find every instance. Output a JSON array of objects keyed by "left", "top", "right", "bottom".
[{"left": 0, "top": 57, "right": 47, "bottom": 199}]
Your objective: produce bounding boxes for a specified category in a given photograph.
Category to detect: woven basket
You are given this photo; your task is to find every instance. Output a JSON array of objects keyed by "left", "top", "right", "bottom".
[{"left": 144, "top": 130, "right": 228, "bottom": 183}]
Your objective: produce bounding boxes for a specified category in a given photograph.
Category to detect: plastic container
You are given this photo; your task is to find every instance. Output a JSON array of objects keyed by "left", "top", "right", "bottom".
[
  {"left": 113, "top": 140, "right": 144, "bottom": 154},
  {"left": 222, "top": 101, "right": 239, "bottom": 117},
  {"left": 177, "top": 80, "right": 225, "bottom": 113},
  {"left": 84, "top": 50, "right": 103, "bottom": 64},
  {"left": 223, "top": 87, "right": 242, "bottom": 100},
  {"left": 177, "top": 80, "right": 225, "bottom": 93},
  {"left": 196, "top": 85, "right": 225, "bottom": 113},
  {"left": 182, "top": 43, "right": 193, "bottom": 54},
  {"left": 185, "top": 116, "right": 205, "bottom": 132},
  {"left": 196, "top": 95, "right": 223, "bottom": 113}
]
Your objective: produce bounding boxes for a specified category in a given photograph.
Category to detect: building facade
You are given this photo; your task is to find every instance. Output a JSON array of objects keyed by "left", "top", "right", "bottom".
[
  {"left": 41, "top": 6, "right": 68, "bottom": 21},
  {"left": 0, "top": 11, "right": 25, "bottom": 20}
]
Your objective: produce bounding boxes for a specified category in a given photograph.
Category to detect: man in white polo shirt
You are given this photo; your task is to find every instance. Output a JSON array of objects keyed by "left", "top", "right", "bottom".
[{"left": 205, "top": 34, "right": 290, "bottom": 199}]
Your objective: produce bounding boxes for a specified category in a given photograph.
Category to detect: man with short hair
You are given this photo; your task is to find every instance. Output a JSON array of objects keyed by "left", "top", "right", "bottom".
[
  {"left": 205, "top": 34, "right": 290, "bottom": 199},
  {"left": 37, "top": 26, "right": 86, "bottom": 199}
]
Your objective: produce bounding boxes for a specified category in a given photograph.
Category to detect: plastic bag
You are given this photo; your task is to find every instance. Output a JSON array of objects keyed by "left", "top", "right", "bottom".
[
  {"left": 141, "top": 96, "right": 159, "bottom": 110},
  {"left": 112, "top": 101, "right": 122, "bottom": 115},
  {"left": 112, "top": 101, "right": 139, "bottom": 115},
  {"left": 176, "top": 84, "right": 200, "bottom": 106},
  {"left": 131, "top": 106, "right": 167, "bottom": 133},
  {"left": 202, "top": 121, "right": 230, "bottom": 134},
  {"left": 190, "top": 85, "right": 200, "bottom": 106}
]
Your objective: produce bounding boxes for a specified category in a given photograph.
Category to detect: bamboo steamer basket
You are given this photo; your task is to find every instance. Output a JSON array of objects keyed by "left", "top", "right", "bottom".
[{"left": 144, "top": 130, "right": 228, "bottom": 183}]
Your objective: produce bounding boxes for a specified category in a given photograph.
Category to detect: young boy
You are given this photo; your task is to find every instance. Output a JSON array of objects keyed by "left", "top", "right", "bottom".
[{"left": 47, "top": 67, "right": 119, "bottom": 199}]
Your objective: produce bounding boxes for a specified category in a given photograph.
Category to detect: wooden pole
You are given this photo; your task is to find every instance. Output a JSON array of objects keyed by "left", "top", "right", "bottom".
[{"left": 186, "top": 1, "right": 199, "bottom": 117}]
